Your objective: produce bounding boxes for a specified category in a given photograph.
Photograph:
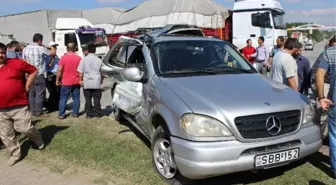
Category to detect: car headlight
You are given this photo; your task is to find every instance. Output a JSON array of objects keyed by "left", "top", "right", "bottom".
[
  {"left": 303, "top": 103, "right": 315, "bottom": 124},
  {"left": 180, "top": 114, "right": 232, "bottom": 137}
]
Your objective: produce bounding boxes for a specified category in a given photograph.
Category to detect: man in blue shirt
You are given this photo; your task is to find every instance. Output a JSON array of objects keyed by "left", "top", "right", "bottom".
[
  {"left": 6, "top": 42, "right": 19, "bottom": 59},
  {"left": 45, "top": 41, "right": 60, "bottom": 112},
  {"left": 249, "top": 36, "right": 270, "bottom": 76},
  {"left": 316, "top": 45, "right": 336, "bottom": 179},
  {"left": 294, "top": 42, "right": 310, "bottom": 95}
]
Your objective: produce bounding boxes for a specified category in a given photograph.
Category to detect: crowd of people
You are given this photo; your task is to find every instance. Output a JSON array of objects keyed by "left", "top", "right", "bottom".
[
  {"left": 0, "top": 31, "right": 336, "bottom": 178},
  {"left": 240, "top": 36, "right": 309, "bottom": 93},
  {"left": 0, "top": 33, "right": 103, "bottom": 166},
  {"left": 240, "top": 36, "right": 336, "bottom": 178}
]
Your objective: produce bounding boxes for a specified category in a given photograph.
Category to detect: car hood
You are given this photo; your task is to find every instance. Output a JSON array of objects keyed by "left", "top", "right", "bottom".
[{"left": 160, "top": 74, "right": 306, "bottom": 121}]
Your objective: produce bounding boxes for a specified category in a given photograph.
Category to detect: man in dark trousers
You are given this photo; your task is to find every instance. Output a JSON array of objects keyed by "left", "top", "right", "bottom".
[
  {"left": 23, "top": 33, "right": 55, "bottom": 116},
  {"left": 77, "top": 44, "right": 103, "bottom": 118},
  {"left": 294, "top": 42, "right": 311, "bottom": 95},
  {"left": 45, "top": 41, "right": 60, "bottom": 112}
]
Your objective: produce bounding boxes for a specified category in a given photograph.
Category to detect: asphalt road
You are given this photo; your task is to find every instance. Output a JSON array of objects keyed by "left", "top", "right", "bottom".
[{"left": 302, "top": 41, "right": 326, "bottom": 66}]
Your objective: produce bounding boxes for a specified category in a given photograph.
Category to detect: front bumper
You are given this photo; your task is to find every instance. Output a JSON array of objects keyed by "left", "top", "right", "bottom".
[{"left": 171, "top": 125, "right": 322, "bottom": 180}]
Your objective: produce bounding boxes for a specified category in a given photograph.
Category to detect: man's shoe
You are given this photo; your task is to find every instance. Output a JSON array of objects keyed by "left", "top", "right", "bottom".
[
  {"left": 58, "top": 115, "right": 65, "bottom": 119},
  {"left": 36, "top": 112, "right": 49, "bottom": 117},
  {"left": 72, "top": 114, "right": 79, "bottom": 118},
  {"left": 6, "top": 157, "right": 20, "bottom": 167},
  {"left": 0, "top": 144, "right": 5, "bottom": 149},
  {"left": 35, "top": 140, "right": 45, "bottom": 150},
  {"left": 38, "top": 143, "right": 45, "bottom": 150}
]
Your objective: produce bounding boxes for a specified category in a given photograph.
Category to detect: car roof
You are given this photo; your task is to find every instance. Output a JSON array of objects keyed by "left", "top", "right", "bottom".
[{"left": 153, "top": 35, "right": 225, "bottom": 43}]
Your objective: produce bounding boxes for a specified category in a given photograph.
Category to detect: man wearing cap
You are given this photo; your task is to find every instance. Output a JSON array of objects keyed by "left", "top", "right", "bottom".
[
  {"left": 23, "top": 33, "right": 56, "bottom": 116},
  {"left": 45, "top": 41, "right": 60, "bottom": 112}
]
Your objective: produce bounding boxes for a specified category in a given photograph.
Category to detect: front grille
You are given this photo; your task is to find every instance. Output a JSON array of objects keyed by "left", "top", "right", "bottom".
[
  {"left": 241, "top": 140, "right": 302, "bottom": 156},
  {"left": 235, "top": 110, "right": 301, "bottom": 139}
]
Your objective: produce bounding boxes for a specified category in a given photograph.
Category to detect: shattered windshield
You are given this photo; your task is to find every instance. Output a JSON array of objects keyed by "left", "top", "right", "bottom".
[{"left": 152, "top": 40, "right": 256, "bottom": 76}]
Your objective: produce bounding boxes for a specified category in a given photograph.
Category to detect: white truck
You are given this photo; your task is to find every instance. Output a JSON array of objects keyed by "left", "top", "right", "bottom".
[
  {"left": 230, "top": 0, "right": 287, "bottom": 52},
  {"left": 52, "top": 18, "right": 110, "bottom": 59}
]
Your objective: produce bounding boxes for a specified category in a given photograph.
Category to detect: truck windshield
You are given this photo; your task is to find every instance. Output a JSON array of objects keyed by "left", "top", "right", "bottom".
[
  {"left": 152, "top": 40, "right": 256, "bottom": 76},
  {"left": 78, "top": 31, "right": 108, "bottom": 47},
  {"left": 272, "top": 11, "right": 286, "bottom": 30}
]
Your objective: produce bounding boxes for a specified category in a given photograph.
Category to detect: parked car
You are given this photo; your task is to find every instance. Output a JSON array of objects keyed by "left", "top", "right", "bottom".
[
  {"left": 304, "top": 43, "right": 314, "bottom": 50},
  {"left": 102, "top": 30, "right": 322, "bottom": 184}
]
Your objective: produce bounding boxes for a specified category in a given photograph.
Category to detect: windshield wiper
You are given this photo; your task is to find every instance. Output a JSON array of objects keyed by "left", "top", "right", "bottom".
[
  {"left": 205, "top": 66, "right": 255, "bottom": 73},
  {"left": 162, "top": 69, "right": 217, "bottom": 74}
]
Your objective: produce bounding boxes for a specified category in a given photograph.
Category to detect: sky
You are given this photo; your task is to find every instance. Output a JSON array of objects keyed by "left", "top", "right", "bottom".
[{"left": 0, "top": 0, "right": 335, "bottom": 25}]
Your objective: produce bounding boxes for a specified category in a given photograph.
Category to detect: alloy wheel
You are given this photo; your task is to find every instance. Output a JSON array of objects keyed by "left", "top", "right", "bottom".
[{"left": 153, "top": 138, "right": 177, "bottom": 179}]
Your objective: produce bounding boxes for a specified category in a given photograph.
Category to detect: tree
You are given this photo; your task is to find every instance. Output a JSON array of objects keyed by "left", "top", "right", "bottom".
[{"left": 286, "top": 22, "right": 325, "bottom": 42}]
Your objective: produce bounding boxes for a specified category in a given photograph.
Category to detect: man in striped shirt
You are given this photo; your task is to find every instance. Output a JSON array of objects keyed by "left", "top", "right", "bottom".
[
  {"left": 315, "top": 44, "right": 336, "bottom": 179},
  {"left": 22, "top": 33, "right": 56, "bottom": 116},
  {"left": 310, "top": 38, "right": 336, "bottom": 96}
]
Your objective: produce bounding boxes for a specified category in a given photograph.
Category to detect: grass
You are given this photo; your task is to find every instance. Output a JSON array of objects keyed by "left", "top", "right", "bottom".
[{"left": 6, "top": 114, "right": 336, "bottom": 185}]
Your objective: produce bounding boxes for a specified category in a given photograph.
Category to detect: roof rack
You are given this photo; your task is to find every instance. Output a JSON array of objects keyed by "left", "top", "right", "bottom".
[
  {"left": 137, "top": 25, "right": 203, "bottom": 46},
  {"left": 159, "top": 33, "right": 202, "bottom": 38}
]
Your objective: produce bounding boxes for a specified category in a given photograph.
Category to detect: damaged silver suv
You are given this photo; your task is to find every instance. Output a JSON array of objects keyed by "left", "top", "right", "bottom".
[{"left": 102, "top": 28, "right": 322, "bottom": 184}]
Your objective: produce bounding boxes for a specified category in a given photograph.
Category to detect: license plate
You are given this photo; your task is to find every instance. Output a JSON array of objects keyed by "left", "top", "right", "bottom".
[{"left": 255, "top": 148, "right": 299, "bottom": 167}]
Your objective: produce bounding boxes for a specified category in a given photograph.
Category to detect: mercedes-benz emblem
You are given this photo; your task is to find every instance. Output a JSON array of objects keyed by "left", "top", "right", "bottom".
[{"left": 265, "top": 116, "right": 282, "bottom": 136}]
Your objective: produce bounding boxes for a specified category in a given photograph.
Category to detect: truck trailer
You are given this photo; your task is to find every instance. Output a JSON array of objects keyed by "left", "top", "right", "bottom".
[
  {"left": 0, "top": 10, "right": 110, "bottom": 58},
  {"left": 109, "top": 0, "right": 287, "bottom": 53}
]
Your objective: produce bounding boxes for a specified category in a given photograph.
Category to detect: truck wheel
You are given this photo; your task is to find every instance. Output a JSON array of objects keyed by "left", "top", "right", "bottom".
[
  {"left": 111, "top": 86, "right": 124, "bottom": 122},
  {"left": 152, "top": 126, "right": 193, "bottom": 185}
]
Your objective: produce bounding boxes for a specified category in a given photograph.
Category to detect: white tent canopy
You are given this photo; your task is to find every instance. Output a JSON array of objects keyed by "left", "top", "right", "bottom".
[
  {"left": 82, "top": 7, "right": 124, "bottom": 25},
  {"left": 94, "top": 23, "right": 115, "bottom": 34},
  {"left": 113, "top": 0, "right": 230, "bottom": 34}
]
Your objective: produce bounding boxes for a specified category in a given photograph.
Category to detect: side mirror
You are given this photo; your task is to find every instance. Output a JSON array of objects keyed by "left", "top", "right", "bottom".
[
  {"left": 252, "top": 63, "right": 262, "bottom": 73},
  {"left": 101, "top": 63, "right": 113, "bottom": 74},
  {"left": 122, "top": 67, "right": 142, "bottom": 82}
]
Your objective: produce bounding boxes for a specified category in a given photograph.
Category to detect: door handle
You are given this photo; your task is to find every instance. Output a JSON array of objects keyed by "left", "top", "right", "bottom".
[{"left": 250, "top": 34, "right": 256, "bottom": 37}]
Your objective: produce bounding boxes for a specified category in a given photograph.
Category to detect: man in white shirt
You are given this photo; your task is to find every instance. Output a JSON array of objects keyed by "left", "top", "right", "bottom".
[
  {"left": 271, "top": 38, "right": 300, "bottom": 91},
  {"left": 77, "top": 44, "right": 103, "bottom": 118}
]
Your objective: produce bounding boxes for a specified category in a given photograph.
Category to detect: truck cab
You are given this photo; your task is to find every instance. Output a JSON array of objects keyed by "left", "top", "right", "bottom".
[
  {"left": 232, "top": 0, "right": 287, "bottom": 52},
  {"left": 53, "top": 18, "right": 110, "bottom": 59}
]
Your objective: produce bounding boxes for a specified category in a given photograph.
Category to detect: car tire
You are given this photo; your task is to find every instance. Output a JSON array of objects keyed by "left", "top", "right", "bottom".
[
  {"left": 111, "top": 85, "right": 125, "bottom": 122},
  {"left": 151, "top": 126, "right": 193, "bottom": 185}
]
